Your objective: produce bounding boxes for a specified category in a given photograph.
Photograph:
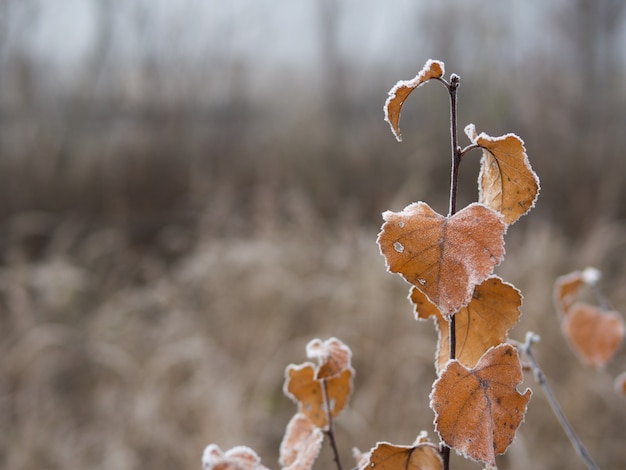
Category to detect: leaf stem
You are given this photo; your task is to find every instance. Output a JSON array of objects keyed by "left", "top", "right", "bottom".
[
  {"left": 442, "top": 72, "right": 462, "bottom": 470},
  {"left": 444, "top": 74, "right": 461, "bottom": 364},
  {"left": 518, "top": 332, "right": 600, "bottom": 470},
  {"left": 441, "top": 445, "right": 451, "bottom": 470},
  {"left": 447, "top": 74, "right": 461, "bottom": 218},
  {"left": 321, "top": 378, "right": 343, "bottom": 470}
]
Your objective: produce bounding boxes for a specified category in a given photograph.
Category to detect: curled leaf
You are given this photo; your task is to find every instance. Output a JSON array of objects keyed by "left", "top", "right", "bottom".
[
  {"left": 430, "top": 344, "right": 531, "bottom": 467},
  {"left": 562, "top": 302, "right": 625, "bottom": 368},
  {"left": 202, "top": 444, "right": 270, "bottom": 470},
  {"left": 553, "top": 270, "right": 586, "bottom": 317},
  {"left": 384, "top": 59, "right": 445, "bottom": 141},
  {"left": 306, "top": 337, "right": 352, "bottom": 379},
  {"left": 553, "top": 267, "right": 602, "bottom": 317},
  {"left": 279, "top": 413, "right": 324, "bottom": 470},
  {"left": 283, "top": 362, "right": 353, "bottom": 429},
  {"left": 465, "top": 124, "right": 539, "bottom": 225},
  {"left": 378, "top": 201, "right": 506, "bottom": 317},
  {"left": 361, "top": 434, "right": 443, "bottom": 470},
  {"left": 411, "top": 276, "right": 522, "bottom": 373}
]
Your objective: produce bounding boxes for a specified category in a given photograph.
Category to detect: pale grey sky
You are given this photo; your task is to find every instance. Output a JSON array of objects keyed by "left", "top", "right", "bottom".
[{"left": 3, "top": 0, "right": 626, "bottom": 100}]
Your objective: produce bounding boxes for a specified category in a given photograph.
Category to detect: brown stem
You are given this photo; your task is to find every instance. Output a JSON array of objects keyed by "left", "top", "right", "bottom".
[
  {"left": 440, "top": 72, "right": 462, "bottom": 470},
  {"left": 519, "top": 333, "right": 599, "bottom": 470},
  {"left": 447, "top": 74, "right": 461, "bottom": 218},
  {"left": 322, "top": 378, "right": 343, "bottom": 470},
  {"left": 441, "top": 445, "right": 451, "bottom": 470}
]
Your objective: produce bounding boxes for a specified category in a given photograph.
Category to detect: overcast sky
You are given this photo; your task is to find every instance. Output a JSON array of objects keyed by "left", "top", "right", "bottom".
[
  {"left": 3, "top": 0, "right": 626, "bottom": 101},
  {"left": 4, "top": 0, "right": 586, "bottom": 66}
]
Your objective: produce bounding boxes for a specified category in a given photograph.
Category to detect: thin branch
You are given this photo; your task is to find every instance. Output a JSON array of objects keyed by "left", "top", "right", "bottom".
[
  {"left": 321, "top": 378, "right": 343, "bottom": 470},
  {"left": 447, "top": 74, "right": 461, "bottom": 218},
  {"left": 459, "top": 143, "right": 480, "bottom": 157},
  {"left": 449, "top": 315, "right": 456, "bottom": 361},
  {"left": 591, "top": 283, "right": 613, "bottom": 311},
  {"left": 441, "top": 72, "right": 462, "bottom": 470},
  {"left": 445, "top": 74, "right": 460, "bottom": 365},
  {"left": 518, "top": 332, "right": 600, "bottom": 470},
  {"left": 441, "top": 445, "right": 451, "bottom": 470}
]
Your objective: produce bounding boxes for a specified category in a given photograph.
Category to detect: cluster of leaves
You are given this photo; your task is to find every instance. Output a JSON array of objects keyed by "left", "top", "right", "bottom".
[
  {"left": 202, "top": 59, "right": 624, "bottom": 470},
  {"left": 202, "top": 338, "right": 354, "bottom": 470},
  {"left": 375, "top": 59, "right": 538, "bottom": 468}
]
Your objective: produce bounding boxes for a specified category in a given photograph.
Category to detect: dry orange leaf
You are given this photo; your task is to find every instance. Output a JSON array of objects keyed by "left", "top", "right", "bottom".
[
  {"left": 384, "top": 59, "right": 445, "bottom": 142},
  {"left": 562, "top": 301, "right": 625, "bottom": 368},
  {"left": 283, "top": 362, "right": 353, "bottom": 429},
  {"left": 553, "top": 270, "right": 586, "bottom": 317},
  {"left": 378, "top": 202, "right": 506, "bottom": 317},
  {"left": 553, "top": 267, "right": 602, "bottom": 317},
  {"left": 430, "top": 344, "right": 531, "bottom": 467},
  {"left": 202, "top": 444, "right": 270, "bottom": 470},
  {"left": 465, "top": 124, "right": 539, "bottom": 226},
  {"left": 306, "top": 337, "right": 352, "bottom": 379},
  {"left": 279, "top": 413, "right": 324, "bottom": 470},
  {"left": 412, "top": 276, "right": 522, "bottom": 373},
  {"left": 361, "top": 437, "right": 443, "bottom": 470}
]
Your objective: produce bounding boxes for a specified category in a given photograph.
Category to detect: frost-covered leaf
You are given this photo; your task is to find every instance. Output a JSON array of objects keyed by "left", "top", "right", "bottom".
[
  {"left": 430, "top": 344, "right": 531, "bottom": 467},
  {"left": 553, "top": 270, "right": 586, "bottom": 317},
  {"left": 283, "top": 362, "right": 353, "bottom": 429},
  {"left": 353, "top": 447, "right": 371, "bottom": 470},
  {"left": 411, "top": 276, "right": 522, "bottom": 373},
  {"left": 202, "top": 444, "right": 270, "bottom": 470},
  {"left": 306, "top": 337, "right": 352, "bottom": 379},
  {"left": 378, "top": 202, "right": 505, "bottom": 317},
  {"left": 562, "top": 301, "right": 625, "bottom": 368},
  {"left": 553, "top": 267, "right": 602, "bottom": 317},
  {"left": 279, "top": 413, "right": 324, "bottom": 470},
  {"left": 360, "top": 434, "right": 443, "bottom": 470},
  {"left": 384, "top": 59, "right": 445, "bottom": 141},
  {"left": 581, "top": 266, "right": 602, "bottom": 285},
  {"left": 465, "top": 124, "right": 539, "bottom": 226}
]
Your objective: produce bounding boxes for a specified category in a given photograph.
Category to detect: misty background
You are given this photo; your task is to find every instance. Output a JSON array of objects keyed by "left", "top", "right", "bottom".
[{"left": 2, "top": 1, "right": 626, "bottom": 469}]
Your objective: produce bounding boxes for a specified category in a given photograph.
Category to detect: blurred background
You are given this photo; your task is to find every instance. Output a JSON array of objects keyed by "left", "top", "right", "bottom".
[{"left": 1, "top": 0, "right": 626, "bottom": 468}]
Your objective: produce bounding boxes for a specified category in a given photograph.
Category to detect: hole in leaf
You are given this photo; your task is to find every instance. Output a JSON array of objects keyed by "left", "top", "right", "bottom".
[{"left": 393, "top": 241, "right": 405, "bottom": 253}]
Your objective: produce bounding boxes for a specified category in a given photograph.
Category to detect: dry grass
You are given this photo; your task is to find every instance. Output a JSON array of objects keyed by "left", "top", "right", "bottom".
[
  {"left": 1, "top": 213, "right": 625, "bottom": 470},
  {"left": 1, "top": 34, "right": 626, "bottom": 469}
]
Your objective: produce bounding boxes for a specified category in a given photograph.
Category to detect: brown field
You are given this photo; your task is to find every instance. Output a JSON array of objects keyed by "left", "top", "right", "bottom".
[{"left": 2, "top": 208, "right": 626, "bottom": 470}]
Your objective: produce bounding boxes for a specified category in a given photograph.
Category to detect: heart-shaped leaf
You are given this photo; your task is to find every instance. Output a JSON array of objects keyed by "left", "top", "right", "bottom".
[
  {"left": 361, "top": 436, "right": 442, "bottom": 470},
  {"left": 384, "top": 59, "right": 445, "bottom": 141},
  {"left": 378, "top": 202, "right": 506, "bottom": 317},
  {"left": 430, "top": 344, "right": 531, "bottom": 467},
  {"left": 412, "top": 276, "right": 522, "bottom": 373},
  {"left": 283, "top": 362, "right": 353, "bottom": 429},
  {"left": 465, "top": 124, "right": 539, "bottom": 226},
  {"left": 562, "top": 302, "right": 625, "bottom": 368}
]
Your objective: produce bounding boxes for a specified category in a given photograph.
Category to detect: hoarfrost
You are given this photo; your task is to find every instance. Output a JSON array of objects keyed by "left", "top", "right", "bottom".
[{"left": 582, "top": 266, "right": 602, "bottom": 285}]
